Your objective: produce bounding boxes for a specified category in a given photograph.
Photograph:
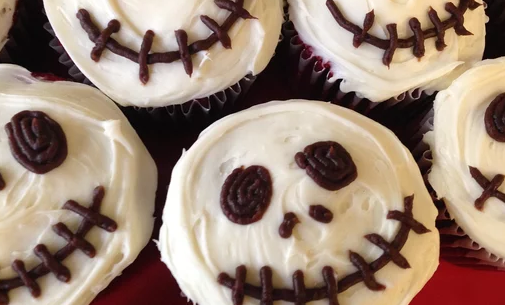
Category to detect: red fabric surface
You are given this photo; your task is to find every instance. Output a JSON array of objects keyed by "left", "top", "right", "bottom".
[{"left": 86, "top": 57, "right": 505, "bottom": 305}]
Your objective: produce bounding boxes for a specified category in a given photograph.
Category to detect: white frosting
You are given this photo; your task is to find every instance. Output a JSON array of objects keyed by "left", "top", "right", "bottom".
[
  {"left": 0, "top": 65, "right": 157, "bottom": 305},
  {"left": 0, "top": 0, "right": 17, "bottom": 50},
  {"left": 159, "top": 100, "right": 439, "bottom": 305},
  {"left": 43, "top": 0, "right": 283, "bottom": 107},
  {"left": 288, "top": 0, "right": 486, "bottom": 102},
  {"left": 426, "top": 58, "right": 505, "bottom": 259}
]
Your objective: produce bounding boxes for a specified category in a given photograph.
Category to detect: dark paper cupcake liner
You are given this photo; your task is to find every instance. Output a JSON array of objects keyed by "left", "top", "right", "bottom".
[
  {"left": 413, "top": 111, "right": 505, "bottom": 270},
  {"left": 1, "top": 0, "right": 26, "bottom": 64},
  {"left": 3, "top": 0, "right": 55, "bottom": 71},
  {"left": 484, "top": 0, "right": 505, "bottom": 59},
  {"left": 280, "top": 20, "right": 433, "bottom": 124},
  {"left": 45, "top": 22, "right": 267, "bottom": 127}
]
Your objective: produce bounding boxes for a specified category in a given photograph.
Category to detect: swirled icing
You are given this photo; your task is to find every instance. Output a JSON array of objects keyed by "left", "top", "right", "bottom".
[
  {"left": 159, "top": 100, "right": 439, "bottom": 305},
  {"left": 287, "top": 0, "right": 486, "bottom": 102},
  {"left": 0, "top": 64, "right": 157, "bottom": 305},
  {"left": 43, "top": 0, "right": 283, "bottom": 107},
  {"left": 426, "top": 57, "right": 505, "bottom": 259}
]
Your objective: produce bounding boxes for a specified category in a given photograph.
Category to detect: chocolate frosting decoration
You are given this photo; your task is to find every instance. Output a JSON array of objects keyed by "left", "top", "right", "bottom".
[
  {"left": 220, "top": 166, "right": 273, "bottom": 225},
  {"left": 5, "top": 111, "right": 67, "bottom": 175},
  {"left": 383, "top": 24, "right": 398, "bottom": 67},
  {"left": 175, "top": 30, "right": 193, "bottom": 77},
  {"left": 322, "top": 267, "right": 339, "bottom": 305},
  {"left": 409, "top": 18, "right": 425, "bottom": 58},
  {"left": 260, "top": 267, "right": 274, "bottom": 305},
  {"left": 353, "top": 11, "right": 374, "bottom": 48},
  {"left": 469, "top": 166, "right": 505, "bottom": 210},
  {"left": 0, "top": 186, "right": 117, "bottom": 305},
  {"left": 33, "top": 245, "right": 71, "bottom": 283},
  {"left": 309, "top": 205, "right": 334, "bottom": 223},
  {"left": 91, "top": 20, "right": 120, "bottom": 61},
  {"left": 218, "top": 196, "right": 430, "bottom": 303},
  {"left": 485, "top": 93, "right": 505, "bottom": 142},
  {"left": 232, "top": 266, "right": 247, "bottom": 305},
  {"left": 349, "top": 251, "right": 385, "bottom": 291},
  {"left": 326, "top": 0, "right": 481, "bottom": 66},
  {"left": 293, "top": 270, "right": 306, "bottom": 305},
  {"left": 295, "top": 141, "right": 357, "bottom": 191},
  {"left": 279, "top": 213, "right": 300, "bottom": 238},
  {"left": 139, "top": 30, "right": 155, "bottom": 84},
  {"left": 11, "top": 260, "right": 41, "bottom": 297},
  {"left": 364, "top": 234, "right": 410, "bottom": 269},
  {"left": 76, "top": 0, "right": 256, "bottom": 83}
]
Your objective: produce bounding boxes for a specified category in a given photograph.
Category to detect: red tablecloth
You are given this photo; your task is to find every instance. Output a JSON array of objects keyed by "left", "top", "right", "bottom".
[{"left": 86, "top": 56, "right": 505, "bottom": 305}]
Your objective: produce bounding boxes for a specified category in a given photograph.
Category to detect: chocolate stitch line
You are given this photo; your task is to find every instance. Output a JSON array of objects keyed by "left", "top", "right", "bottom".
[
  {"left": 326, "top": 0, "right": 482, "bottom": 66},
  {"left": 218, "top": 195, "right": 431, "bottom": 304},
  {"left": 469, "top": 166, "right": 505, "bottom": 211},
  {"left": 76, "top": 0, "right": 255, "bottom": 84},
  {"left": 0, "top": 186, "right": 117, "bottom": 305}
]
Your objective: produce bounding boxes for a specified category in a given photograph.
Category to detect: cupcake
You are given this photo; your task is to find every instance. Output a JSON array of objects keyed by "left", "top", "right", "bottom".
[
  {"left": 159, "top": 100, "right": 439, "bottom": 305},
  {"left": 43, "top": 0, "right": 284, "bottom": 124},
  {"left": 0, "top": 64, "right": 157, "bottom": 304},
  {"left": 423, "top": 57, "right": 505, "bottom": 269},
  {"left": 284, "top": 0, "right": 486, "bottom": 118}
]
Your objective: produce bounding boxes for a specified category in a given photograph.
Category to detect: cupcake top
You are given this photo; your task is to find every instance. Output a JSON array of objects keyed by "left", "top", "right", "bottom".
[
  {"left": 288, "top": 0, "right": 486, "bottom": 102},
  {"left": 426, "top": 57, "right": 505, "bottom": 259},
  {"left": 0, "top": 0, "right": 17, "bottom": 50},
  {"left": 159, "top": 100, "right": 439, "bottom": 305},
  {"left": 43, "top": 0, "right": 283, "bottom": 107},
  {"left": 0, "top": 65, "right": 157, "bottom": 305}
]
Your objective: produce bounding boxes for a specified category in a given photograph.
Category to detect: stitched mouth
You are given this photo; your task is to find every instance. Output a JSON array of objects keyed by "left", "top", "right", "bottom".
[
  {"left": 76, "top": 0, "right": 256, "bottom": 84},
  {"left": 326, "top": 0, "right": 482, "bottom": 66},
  {"left": 0, "top": 186, "right": 117, "bottom": 305},
  {"left": 218, "top": 195, "right": 431, "bottom": 305},
  {"left": 469, "top": 166, "right": 505, "bottom": 211}
]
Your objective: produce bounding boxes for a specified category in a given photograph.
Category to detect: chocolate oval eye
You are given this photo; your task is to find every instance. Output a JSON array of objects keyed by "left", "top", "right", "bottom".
[
  {"left": 485, "top": 93, "right": 505, "bottom": 142},
  {"left": 295, "top": 141, "right": 357, "bottom": 191},
  {"left": 5, "top": 111, "right": 68, "bottom": 174},
  {"left": 220, "top": 165, "right": 273, "bottom": 225}
]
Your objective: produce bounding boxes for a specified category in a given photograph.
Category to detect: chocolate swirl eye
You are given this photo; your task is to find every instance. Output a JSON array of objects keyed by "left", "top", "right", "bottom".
[
  {"left": 220, "top": 166, "right": 273, "bottom": 225},
  {"left": 485, "top": 93, "right": 505, "bottom": 142},
  {"left": 5, "top": 111, "right": 68, "bottom": 174},
  {"left": 295, "top": 141, "right": 357, "bottom": 191}
]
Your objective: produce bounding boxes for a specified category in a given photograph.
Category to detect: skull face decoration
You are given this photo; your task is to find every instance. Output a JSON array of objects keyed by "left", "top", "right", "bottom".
[
  {"left": 160, "top": 100, "right": 439, "bottom": 305},
  {"left": 427, "top": 58, "right": 505, "bottom": 267},
  {"left": 0, "top": 65, "right": 157, "bottom": 305},
  {"left": 43, "top": 0, "right": 284, "bottom": 107},
  {"left": 287, "top": 0, "right": 486, "bottom": 102}
]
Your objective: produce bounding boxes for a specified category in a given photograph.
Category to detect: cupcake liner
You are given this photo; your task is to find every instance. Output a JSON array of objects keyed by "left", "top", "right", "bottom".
[
  {"left": 413, "top": 111, "right": 505, "bottom": 270},
  {"left": 128, "top": 74, "right": 256, "bottom": 127},
  {"left": 484, "top": 0, "right": 505, "bottom": 59},
  {"left": 3, "top": 0, "right": 55, "bottom": 71},
  {"left": 281, "top": 21, "right": 432, "bottom": 123},
  {"left": 1, "top": 0, "right": 25, "bottom": 64},
  {"left": 44, "top": 22, "right": 265, "bottom": 127}
]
